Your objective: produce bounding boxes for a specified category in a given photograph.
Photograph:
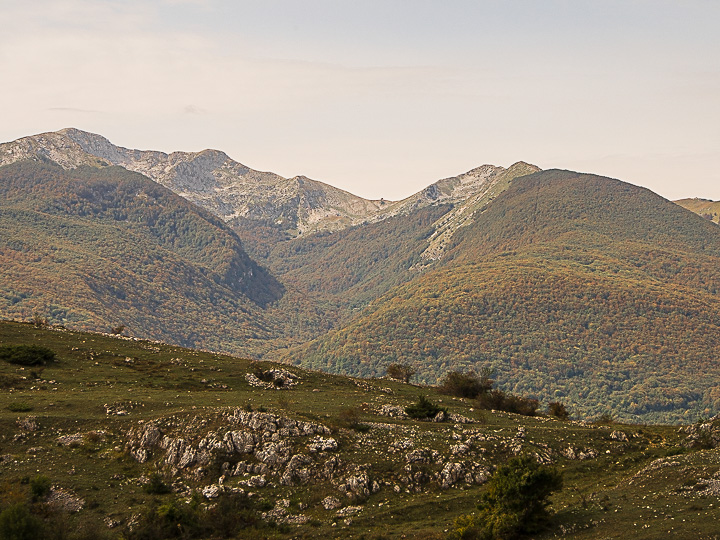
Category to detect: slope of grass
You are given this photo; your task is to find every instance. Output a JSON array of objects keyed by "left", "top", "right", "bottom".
[{"left": 2, "top": 321, "right": 720, "bottom": 539}]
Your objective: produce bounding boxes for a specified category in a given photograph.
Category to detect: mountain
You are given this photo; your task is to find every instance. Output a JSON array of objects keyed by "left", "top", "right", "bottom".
[
  {"left": 0, "top": 159, "right": 283, "bottom": 352},
  {"left": 283, "top": 170, "right": 720, "bottom": 423},
  {"left": 675, "top": 197, "right": 720, "bottom": 224},
  {"left": 4, "top": 128, "right": 720, "bottom": 423},
  {"left": 0, "top": 129, "right": 539, "bottom": 257}
]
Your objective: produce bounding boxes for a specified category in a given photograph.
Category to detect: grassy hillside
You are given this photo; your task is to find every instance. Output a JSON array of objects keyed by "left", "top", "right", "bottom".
[
  {"left": 675, "top": 198, "right": 720, "bottom": 224},
  {"left": 2, "top": 321, "right": 720, "bottom": 539},
  {"left": 0, "top": 160, "right": 283, "bottom": 353},
  {"left": 285, "top": 171, "right": 720, "bottom": 423}
]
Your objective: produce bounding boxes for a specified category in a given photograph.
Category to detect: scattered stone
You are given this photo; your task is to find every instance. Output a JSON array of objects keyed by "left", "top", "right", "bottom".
[
  {"left": 104, "top": 517, "right": 121, "bottom": 528},
  {"left": 322, "top": 496, "right": 342, "bottom": 510},
  {"left": 336, "top": 506, "right": 363, "bottom": 517},
  {"left": 17, "top": 416, "right": 38, "bottom": 432},
  {"left": 378, "top": 405, "right": 408, "bottom": 418},
  {"left": 307, "top": 436, "right": 337, "bottom": 453},
  {"left": 56, "top": 433, "right": 84, "bottom": 447},
  {"left": 202, "top": 484, "right": 221, "bottom": 499},
  {"left": 47, "top": 487, "right": 84, "bottom": 513}
]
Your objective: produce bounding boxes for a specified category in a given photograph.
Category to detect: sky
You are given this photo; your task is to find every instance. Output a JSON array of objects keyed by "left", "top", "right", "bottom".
[{"left": 1, "top": 0, "right": 718, "bottom": 201}]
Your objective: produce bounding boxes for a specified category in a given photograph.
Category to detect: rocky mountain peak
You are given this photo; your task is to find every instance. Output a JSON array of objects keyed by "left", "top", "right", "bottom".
[{"left": 0, "top": 129, "right": 541, "bottom": 240}]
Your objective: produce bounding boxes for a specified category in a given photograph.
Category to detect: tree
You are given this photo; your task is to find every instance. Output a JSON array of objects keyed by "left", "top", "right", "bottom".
[
  {"left": 405, "top": 395, "right": 446, "bottom": 420},
  {"left": 547, "top": 401, "right": 570, "bottom": 420},
  {"left": 386, "top": 362, "right": 416, "bottom": 384},
  {"left": 451, "top": 455, "right": 563, "bottom": 539},
  {"left": 439, "top": 369, "right": 493, "bottom": 399}
]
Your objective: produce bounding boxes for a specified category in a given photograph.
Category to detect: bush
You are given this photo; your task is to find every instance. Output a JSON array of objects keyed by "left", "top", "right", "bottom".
[
  {"left": 0, "top": 345, "right": 55, "bottom": 366},
  {"left": 450, "top": 456, "right": 563, "bottom": 540},
  {"left": 143, "top": 473, "right": 171, "bottom": 495},
  {"left": 0, "top": 502, "right": 44, "bottom": 540},
  {"left": 337, "top": 407, "right": 369, "bottom": 432},
  {"left": 29, "top": 475, "right": 52, "bottom": 501},
  {"left": 386, "top": 363, "right": 416, "bottom": 384},
  {"left": 405, "top": 395, "right": 447, "bottom": 420},
  {"left": 125, "top": 493, "right": 265, "bottom": 540},
  {"left": 476, "top": 390, "right": 538, "bottom": 416},
  {"left": 548, "top": 401, "right": 570, "bottom": 420},
  {"left": 7, "top": 403, "right": 32, "bottom": 413},
  {"left": 439, "top": 370, "right": 493, "bottom": 399}
]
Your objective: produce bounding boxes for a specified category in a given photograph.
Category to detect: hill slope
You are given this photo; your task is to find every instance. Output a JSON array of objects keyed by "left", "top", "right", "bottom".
[
  {"left": 284, "top": 170, "right": 720, "bottom": 423},
  {"left": 0, "top": 160, "right": 282, "bottom": 352},
  {"left": 675, "top": 197, "right": 720, "bottom": 224},
  {"left": 3, "top": 320, "right": 720, "bottom": 539}
]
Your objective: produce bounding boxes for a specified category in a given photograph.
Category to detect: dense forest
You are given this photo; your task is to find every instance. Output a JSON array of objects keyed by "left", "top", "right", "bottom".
[
  {"left": 0, "top": 160, "right": 282, "bottom": 352},
  {"left": 282, "top": 171, "right": 720, "bottom": 423}
]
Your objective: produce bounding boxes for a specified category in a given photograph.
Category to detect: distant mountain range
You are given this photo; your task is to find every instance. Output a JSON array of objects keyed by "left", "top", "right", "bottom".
[{"left": 1, "top": 128, "right": 719, "bottom": 422}]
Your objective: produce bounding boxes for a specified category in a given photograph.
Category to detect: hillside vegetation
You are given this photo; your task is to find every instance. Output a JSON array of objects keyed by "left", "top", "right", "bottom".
[
  {"left": 0, "top": 160, "right": 282, "bottom": 352},
  {"left": 2, "top": 321, "right": 720, "bottom": 539},
  {"left": 675, "top": 198, "right": 720, "bottom": 224},
  {"left": 284, "top": 171, "right": 720, "bottom": 423}
]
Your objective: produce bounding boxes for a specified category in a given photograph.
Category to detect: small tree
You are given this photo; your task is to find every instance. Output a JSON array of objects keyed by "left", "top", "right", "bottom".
[
  {"left": 405, "top": 395, "right": 446, "bottom": 420},
  {"left": 548, "top": 401, "right": 570, "bottom": 420},
  {"left": 111, "top": 325, "right": 126, "bottom": 335},
  {"left": 451, "top": 455, "right": 563, "bottom": 539},
  {"left": 0, "top": 503, "right": 44, "bottom": 540},
  {"left": 31, "top": 313, "right": 48, "bottom": 329},
  {"left": 386, "top": 362, "right": 416, "bottom": 384},
  {"left": 439, "top": 369, "right": 493, "bottom": 399}
]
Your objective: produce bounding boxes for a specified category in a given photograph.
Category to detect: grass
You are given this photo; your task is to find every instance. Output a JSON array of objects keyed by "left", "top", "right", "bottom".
[{"left": 1, "top": 320, "right": 719, "bottom": 538}]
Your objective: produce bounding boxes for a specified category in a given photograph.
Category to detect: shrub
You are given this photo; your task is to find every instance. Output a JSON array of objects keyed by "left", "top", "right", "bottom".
[
  {"left": 450, "top": 456, "right": 563, "bottom": 540},
  {"left": 125, "top": 493, "right": 264, "bottom": 540},
  {"left": 548, "top": 401, "right": 570, "bottom": 420},
  {"left": 405, "top": 395, "right": 447, "bottom": 420},
  {"left": 31, "top": 314, "right": 48, "bottom": 329},
  {"left": 439, "top": 370, "right": 493, "bottom": 399},
  {"left": 0, "top": 502, "right": 44, "bottom": 540},
  {"left": 143, "top": 473, "right": 171, "bottom": 495},
  {"left": 0, "top": 345, "right": 55, "bottom": 366},
  {"left": 337, "top": 407, "right": 370, "bottom": 432},
  {"left": 476, "top": 390, "right": 538, "bottom": 416},
  {"left": 7, "top": 403, "right": 32, "bottom": 413},
  {"left": 29, "top": 475, "right": 51, "bottom": 501},
  {"left": 111, "top": 325, "right": 126, "bottom": 335},
  {"left": 386, "top": 363, "right": 416, "bottom": 384}
]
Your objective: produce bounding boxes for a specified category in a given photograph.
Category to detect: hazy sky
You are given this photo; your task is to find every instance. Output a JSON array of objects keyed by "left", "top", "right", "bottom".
[{"left": 1, "top": 0, "right": 718, "bottom": 200}]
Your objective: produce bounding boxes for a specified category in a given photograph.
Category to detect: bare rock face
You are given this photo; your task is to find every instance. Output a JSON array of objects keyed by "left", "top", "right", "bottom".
[
  {"left": 0, "top": 128, "right": 540, "bottom": 244},
  {"left": 681, "top": 415, "right": 720, "bottom": 448}
]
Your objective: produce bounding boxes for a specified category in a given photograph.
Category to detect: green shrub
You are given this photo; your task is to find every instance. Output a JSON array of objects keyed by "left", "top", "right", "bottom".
[
  {"left": 0, "top": 502, "right": 44, "bottom": 540},
  {"left": 29, "top": 475, "right": 52, "bottom": 501},
  {"left": 143, "top": 473, "right": 171, "bottom": 495},
  {"left": 450, "top": 456, "right": 563, "bottom": 540},
  {"left": 125, "top": 493, "right": 265, "bottom": 540},
  {"left": 7, "top": 403, "right": 32, "bottom": 413},
  {"left": 476, "top": 389, "right": 538, "bottom": 416},
  {"left": 405, "top": 395, "right": 447, "bottom": 419},
  {"left": 0, "top": 345, "right": 55, "bottom": 366},
  {"left": 593, "top": 413, "right": 615, "bottom": 425}
]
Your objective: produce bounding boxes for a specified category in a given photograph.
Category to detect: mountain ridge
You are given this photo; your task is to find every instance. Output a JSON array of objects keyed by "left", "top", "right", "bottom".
[{"left": 0, "top": 128, "right": 540, "bottom": 244}]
